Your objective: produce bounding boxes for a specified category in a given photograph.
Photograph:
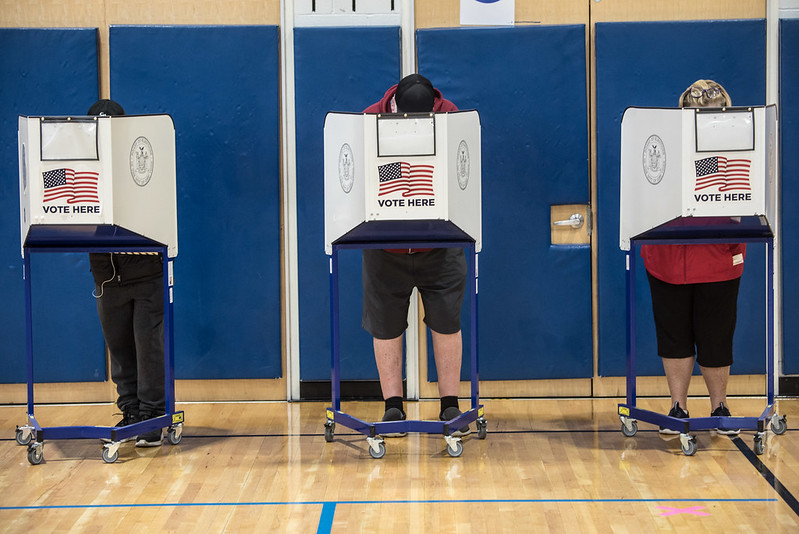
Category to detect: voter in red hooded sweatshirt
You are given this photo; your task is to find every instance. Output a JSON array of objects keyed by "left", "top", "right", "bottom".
[
  {"left": 642, "top": 79, "right": 745, "bottom": 435},
  {"left": 361, "top": 74, "right": 469, "bottom": 436}
]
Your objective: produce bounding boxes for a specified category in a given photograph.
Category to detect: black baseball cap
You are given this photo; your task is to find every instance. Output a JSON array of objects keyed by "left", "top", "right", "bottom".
[
  {"left": 87, "top": 99, "right": 125, "bottom": 116},
  {"left": 395, "top": 74, "right": 435, "bottom": 112}
]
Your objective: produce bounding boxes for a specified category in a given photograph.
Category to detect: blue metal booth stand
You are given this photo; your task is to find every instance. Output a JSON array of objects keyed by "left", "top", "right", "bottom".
[
  {"left": 617, "top": 216, "right": 787, "bottom": 456},
  {"left": 15, "top": 225, "right": 184, "bottom": 464},
  {"left": 323, "top": 220, "right": 486, "bottom": 459}
]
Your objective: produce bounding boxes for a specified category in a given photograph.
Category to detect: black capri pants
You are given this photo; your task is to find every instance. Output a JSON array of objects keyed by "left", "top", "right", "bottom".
[{"left": 646, "top": 271, "right": 741, "bottom": 368}]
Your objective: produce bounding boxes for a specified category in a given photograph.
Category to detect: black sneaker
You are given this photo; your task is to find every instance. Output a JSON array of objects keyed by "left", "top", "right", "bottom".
[
  {"left": 659, "top": 402, "right": 689, "bottom": 435},
  {"left": 135, "top": 411, "right": 164, "bottom": 447},
  {"left": 440, "top": 406, "right": 470, "bottom": 436},
  {"left": 711, "top": 402, "right": 740, "bottom": 435},
  {"left": 101, "top": 405, "right": 139, "bottom": 443},
  {"left": 380, "top": 407, "right": 407, "bottom": 437}
]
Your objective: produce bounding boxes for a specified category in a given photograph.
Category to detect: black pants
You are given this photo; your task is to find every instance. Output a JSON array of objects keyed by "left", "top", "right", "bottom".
[
  {"left": 95, "top": 278, "right": 165, "bottom": 414},
  {"left": 646, "top": 271, "right": 740, "bottom": 368}
]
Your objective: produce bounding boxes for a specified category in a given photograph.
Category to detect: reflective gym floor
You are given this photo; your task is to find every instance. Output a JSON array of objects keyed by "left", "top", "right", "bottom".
[{"left": 1, "top": 397, "right": 797, "bottom": 532}]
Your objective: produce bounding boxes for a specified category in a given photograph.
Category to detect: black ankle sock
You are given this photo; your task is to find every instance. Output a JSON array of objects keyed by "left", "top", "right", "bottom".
[
  {"left": 440, "top": 396, "right": 459, "bottom": 413},
  {"left": 385, "top": 396, "right": 404, "bottom": 414}
]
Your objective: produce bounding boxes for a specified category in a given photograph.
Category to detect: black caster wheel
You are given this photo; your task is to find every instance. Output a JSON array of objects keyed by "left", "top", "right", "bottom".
[
  {"left": 621, "top": 420, "right": 638, "bottom": 437},
  {"left": 101, "top": 447, "right": 119, "bottom": 464},
  {"left": 476, "top": 418, "right": 488, "bottom": 440},
  {"left": 167, "top": 429, "right": 182, "bottom": 445},
  {"left": 368, "top": 441, "right": 386, "bottom": 459},
  {"left": 771, "top": 416, "right": 787, "bottom": 435},
  {"left": 15, "top": 428, "right": 32, "bottom": 446},
  {"left": 446, "top": 440, "right": 464, "bottom": 458},
  {"left": 681, "top": 436, "right": 697, "bottom": 456},
  {"left": 324, "top": 422, "right": 335, "bottom": 443},
  {"left": 754, "top": 436, "right": 765, "bottom": 455},
  {"left": 27, "top": 446, "right": 44, "bottom": 465}
]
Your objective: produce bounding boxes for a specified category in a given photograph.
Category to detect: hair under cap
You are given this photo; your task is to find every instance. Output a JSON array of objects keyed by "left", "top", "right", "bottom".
[
  {"left": 87, "top": 99, "right": 125, "bottom": 116},
  {"left": 395, "top": 74, "right": 435, "bottom": 112}
]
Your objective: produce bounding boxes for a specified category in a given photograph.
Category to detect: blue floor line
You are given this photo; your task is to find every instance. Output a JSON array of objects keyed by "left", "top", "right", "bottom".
[
  {"left": 0, "top": 497, "right": 777, "bottom": 512},
  {"left": 316, "top": 502, "right": 336, "bottom": 534}
]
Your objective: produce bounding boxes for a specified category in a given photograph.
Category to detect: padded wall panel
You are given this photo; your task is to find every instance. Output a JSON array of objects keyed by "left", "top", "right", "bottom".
[
  {"left": 0, "top": 28, "right": 104, "bottom": 383},
  {"left": 110, "top": 25, "right": 281, "bottom": 379},
  {"left": 295, "top": 27, "right": 401, "bottom": 381},
  {"left": 418, "top": 25, "right": 592, "bottom": 380},
  {"left": 596, "top": 20, "right": 767, "bottom": 376},
  {"left": 781, "top": 19, "right": 799, "bottom": 375}
]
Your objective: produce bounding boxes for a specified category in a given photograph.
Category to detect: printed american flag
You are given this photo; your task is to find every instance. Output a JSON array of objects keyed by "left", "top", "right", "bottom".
[
  {"left": 42, "top": 168, "right": 100, "bottom": 203},
  {"left": 694, "top": 156, "right": 751, "bottom": 192},
  {"left": 377, "top": 162, "right": 434, "bottom": 197}
]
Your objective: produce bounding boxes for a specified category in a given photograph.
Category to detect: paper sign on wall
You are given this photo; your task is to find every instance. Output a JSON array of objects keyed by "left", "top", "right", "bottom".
[{"left": 460, "top": 0, "right": 514, "bottom": 26}]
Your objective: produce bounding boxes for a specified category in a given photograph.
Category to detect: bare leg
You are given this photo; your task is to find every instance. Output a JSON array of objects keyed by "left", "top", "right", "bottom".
[
  {"left": 431, "top": 330, "right": 462, "bottom": 398},
  {"left": 374, "top": 335, "right": 404, "bottom": 400},
  {"left": 662, "top": 356, "right": 695, "bottom": 411},
  {"left": 699, "top": 365, "right": 730, "bottom": 410}
]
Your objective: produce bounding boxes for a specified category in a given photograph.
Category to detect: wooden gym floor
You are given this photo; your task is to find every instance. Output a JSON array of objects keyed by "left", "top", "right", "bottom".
[{"left": 1, "top": 397, "right": 797, "bottom": 533}]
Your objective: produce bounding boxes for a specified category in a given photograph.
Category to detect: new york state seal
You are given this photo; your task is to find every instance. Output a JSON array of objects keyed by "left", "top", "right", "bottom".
[
  {"left": 129, "top": 136, "right": 154, "bottom": 187},
  {"left": 642, "top": 134, "right": 666, "bottom": 185}
]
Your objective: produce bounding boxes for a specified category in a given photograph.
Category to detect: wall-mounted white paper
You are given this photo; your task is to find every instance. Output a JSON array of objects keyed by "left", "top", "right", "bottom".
[{"left": 460, "top": 0, "right": 514, "bottom": 26}]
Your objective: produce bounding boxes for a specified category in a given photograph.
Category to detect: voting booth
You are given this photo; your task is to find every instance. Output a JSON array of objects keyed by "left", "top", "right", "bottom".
[
  {"left": 616, "top": 105, "right": 786, "bottom": 456},
  {"left": 620, "top": 105, "right": 777, "bottom": 250},
  {"left": 322, "top": 111, "right": 486, "bottom": 458},
  {"left": 324, "top": 110, "right": 482, "bottom": 254},
  {"left": 14, "top": 114, "right": 184, "bottom": 464},
  {"left": 18, "top": 114, "right": 178, "bottom": 257}
]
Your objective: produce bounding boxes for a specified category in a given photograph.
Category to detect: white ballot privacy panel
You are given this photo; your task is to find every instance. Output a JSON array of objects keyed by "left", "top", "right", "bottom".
[
  {"left": 18, "top": 114, "right": 178, "bottom": 257},
  {"left": 619, "top": 105, "right": 777, "bottom": 250},
  {"left": 324, "top": 110, "right": 482, "bottom": 254}
]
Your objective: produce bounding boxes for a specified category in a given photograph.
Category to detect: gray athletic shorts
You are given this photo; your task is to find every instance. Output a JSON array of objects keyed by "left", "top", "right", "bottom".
[
  {"left": 362, "top": 248, "right": 467, "bottom": 339},
  {"left": 646, "top": 271, "right": 740, "bottom": 368}
]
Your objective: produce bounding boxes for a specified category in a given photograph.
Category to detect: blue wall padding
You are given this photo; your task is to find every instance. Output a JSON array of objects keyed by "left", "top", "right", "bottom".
[
  {"left": 418, "top": 25, "right": 592, "bottom": 380},
  {"left": 781, "top": 19, "right": 799, "bottom": 375},
  {"left": 0, "top": 28, "right": 105, "bottom": 383},
  {"left": 110, "top": 26, "right": 282, "bottom": 379},
  {"left": 294, "top": 27, "right": 401, "bottom": 381},
  {"left": 596, "top": 20, "right": 767, "bottom": 377}
]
